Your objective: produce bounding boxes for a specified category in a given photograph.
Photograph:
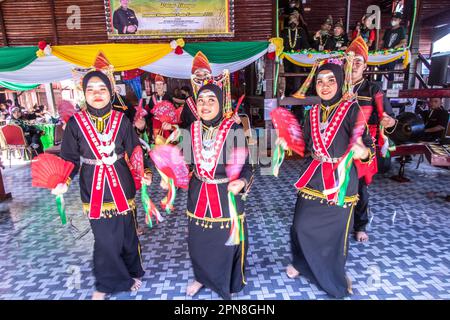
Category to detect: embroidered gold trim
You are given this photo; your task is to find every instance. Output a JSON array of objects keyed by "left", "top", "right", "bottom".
[
  {"left": 186, "top": 210, "right": 245, "bottom": 229},
  {"left": 298, "top": 187, "right": 359, "bottom": 206},
  {"left": 82, "top": 198, "right": 136, "bottom": 218}
]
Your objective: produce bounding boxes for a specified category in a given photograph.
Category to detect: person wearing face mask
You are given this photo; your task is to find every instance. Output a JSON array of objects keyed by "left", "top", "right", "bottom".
[
  {"left": 181, "top": 83, "right": 254, "bottom": 299},
  {"left": 281, "top": 13, "right": 311, "bottom": 96},
  {"left": 345, "top": 36, "right": 397, "bottom": 242},
  {"left": 281, "top": 59, "right": 375, "bottom": 298},
  {"left": 55, "top": 69, "right": 153, "bottom": 300},
  {"left": 378, "top": 12, "right": 407, "bottom": 85}
]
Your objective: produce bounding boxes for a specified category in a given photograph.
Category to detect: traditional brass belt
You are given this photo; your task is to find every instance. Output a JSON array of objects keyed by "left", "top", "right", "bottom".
[
  {"left": 194, "top": 171, "right": 230, "bottom": 184},
  {"left": 311, "top": 153, "right": 342, "bottom": 164},
  {"left": 80, "top": 153, "right": 124, "bottom": 166}
]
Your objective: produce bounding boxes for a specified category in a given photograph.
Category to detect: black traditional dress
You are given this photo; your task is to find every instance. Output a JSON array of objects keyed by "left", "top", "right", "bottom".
[
  {"left": 184, "top": 117, "right": 253, "bottom": 300},
  {"left": 61, "top": 101, "right": 147, "bottom": 294},
  {"left": 291, "top": 99, "right": 375, "bottom": 298}
]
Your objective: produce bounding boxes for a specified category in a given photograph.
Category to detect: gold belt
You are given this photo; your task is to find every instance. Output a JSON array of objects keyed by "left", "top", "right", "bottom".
[
  {"left": 82, "top": 198, "right": 136, "bottom": 219},
  {"left": 186, "top": 210, "right": 245, "bottom": 229},
  {"left": 298, "top": 187, "right": 359, "bottom": 207},
  {"left": 194, "top": 171, "right": 230, "bottom": 184}
]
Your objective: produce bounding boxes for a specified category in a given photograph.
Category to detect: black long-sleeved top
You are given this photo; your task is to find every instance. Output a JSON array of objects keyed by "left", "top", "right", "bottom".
[
  {"left": 183, "top": 121, "right": 254, "bottom": 217},
  {"left": 300, "top": 102, "right": 375, "bottom": 197},
  {"left": 281, "top": 27, "right": 311, "bottom": 52},
  {"left": 61, "top": 111, "right": 142, "bottom": 204},
  {"left": 112, "top": 7, "right": 138, "bottom": 34},
  {"left": 179, "top": 96, "right": 198, "bottom": 129},
  {"left": 353, "top": 79, "right": 394, "bottom": 125}
]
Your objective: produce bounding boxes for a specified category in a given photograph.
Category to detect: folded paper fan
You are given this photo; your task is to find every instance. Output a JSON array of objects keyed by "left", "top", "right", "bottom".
[
  {"left": 151, "top": 101, "right": 179, "bottom": 124},
  {"left": 31, "top": 153, "right": 74, "bottom": 189},
  {"left": 270, "top": 107, "right": 305, "bottom": 157},
  {"left": 149, "top": 144, "right": 189, "bottom": 189}
]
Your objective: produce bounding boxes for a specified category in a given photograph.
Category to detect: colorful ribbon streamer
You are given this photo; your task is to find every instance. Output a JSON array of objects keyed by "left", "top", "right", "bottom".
[
  {"left": 225, "top": 191, "right": 244, "bottom": 246},
  {"left": 55, "top": 194, "right": 67, "bottom": 225},
  {"left": 272, "top": 144, "right": 285, "bottom": 177}
]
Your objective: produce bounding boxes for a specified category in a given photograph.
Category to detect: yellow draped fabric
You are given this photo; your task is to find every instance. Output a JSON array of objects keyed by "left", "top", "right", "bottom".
[{"left": 52, "top": 43, "right": 172, "bottom": 71}]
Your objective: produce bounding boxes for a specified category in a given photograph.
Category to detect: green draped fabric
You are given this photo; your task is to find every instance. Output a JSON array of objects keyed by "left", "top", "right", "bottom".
[
  {"left": 184, "top": 41, "right": 268, "bottom": 63},
  {"left": 0, "top": 46, "right": 39, "bottom": 72},
  {"left": 35, "top": 123, "right": 55, "bottom": 150},
  {"left": 0, "top": 81, "right": 40, "bottom": 91}
]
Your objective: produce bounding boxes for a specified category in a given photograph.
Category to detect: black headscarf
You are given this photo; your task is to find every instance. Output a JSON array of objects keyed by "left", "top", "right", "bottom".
[
  {"left": 315, "top": 62, "right": 344, "bottom": 106},
  {"left": 197, "top": 83, "right": 224, "bottom": 127},
  {"left": 82, "top": 70, "right": 114, "bottom": 117}
]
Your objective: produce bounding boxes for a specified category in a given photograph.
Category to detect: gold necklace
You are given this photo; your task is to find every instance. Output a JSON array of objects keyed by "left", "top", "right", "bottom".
[
  {"left": 320, "top": 100, "right": 341, "bottom": 123},
  {"left": 288, "top": 28, "right": 298, "bottom": 49},
  {"left": 88, "top": 111, "right": 111, "bottom": 133}
]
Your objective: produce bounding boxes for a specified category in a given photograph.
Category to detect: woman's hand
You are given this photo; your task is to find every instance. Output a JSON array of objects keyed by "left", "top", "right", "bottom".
[
  {"left": 160, "top": 179, "right": 169, "bottom": 190},
  {"left": 351, "top": 137, "right": 369, "bottom": 160},
  {"left": 227, "top": 179, "right": 246, "bottom": 195},
  {"left": 380, "top": 112, "right": 396, "bottom": 128},
  {"left": 162, "top": 122, "right": 172, "bottom": 131},
  {"left": 232, "top": 114, "right": 241, "bottom": 124},
  {"left": 51, "top": 182, "right": 68, "bottom": 196},
  {"left": 141, "top": 172, "right": 152, "bottom": 186},
  {"left": 135, "top": 118, "right": 146, "bottom": 131},
  {"left": 275, "top": 137, "right": 288, "bottom": 149}
]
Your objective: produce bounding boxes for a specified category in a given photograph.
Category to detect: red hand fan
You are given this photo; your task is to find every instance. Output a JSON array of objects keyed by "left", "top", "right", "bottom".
[
  {"left": 57, "top": 100, "right": 76, "bottom": 123},
  {"left": 226, "top": 147, "right": 248, "bottom": 181},
  {"left": 31, "top": 153, "right": 74, "bottom": 189},
  {"left": 149, "top": 145, "right": 189, "bottom": 189},
  {"left": 151, "top": 101, "right": 179, "bottom": 124},
  {"left": 270, "top": 107, "right": 305, "bottom": 156}
]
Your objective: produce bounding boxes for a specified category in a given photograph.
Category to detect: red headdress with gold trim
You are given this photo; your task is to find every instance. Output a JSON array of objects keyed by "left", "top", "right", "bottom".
[
  {"left": 346, "top": 36, "right": 369, "bottom": 62},
  {"left": 191, "top": 51, "right": 212, "bottom": 74}
]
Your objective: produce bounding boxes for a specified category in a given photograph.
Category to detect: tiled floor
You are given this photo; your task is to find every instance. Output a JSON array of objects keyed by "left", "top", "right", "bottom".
[{"left": 0, "top": 157, "right": 449, "bottom": 300}]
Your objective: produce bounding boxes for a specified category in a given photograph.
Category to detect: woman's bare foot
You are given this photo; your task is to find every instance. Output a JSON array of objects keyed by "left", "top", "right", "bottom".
[
  {"left": 92, "top": 291, "right": 106, "bottom": 300},
  {"left": 354, "top": 231, "right": 369, "bottom": 242},
  {"left": 131, "top": 278, "right": 142, "bottom": 291},
  {"left": 286, "top": 264, "right": 300, "bottom": 279},
  {"left": 346, "top": 275, "right": 353, "bottom": 294},
  {"left": 186, "top": 280, "right": 203, "bottom": 296}
]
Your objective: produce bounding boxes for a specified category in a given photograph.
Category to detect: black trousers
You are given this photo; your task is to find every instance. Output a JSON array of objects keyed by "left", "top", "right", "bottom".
[
  {"left": 354, "top": 178, "right": 369, "bottom": 232},
  {"left": 89, "top": 209, "right": 145, "bottom": 294}
]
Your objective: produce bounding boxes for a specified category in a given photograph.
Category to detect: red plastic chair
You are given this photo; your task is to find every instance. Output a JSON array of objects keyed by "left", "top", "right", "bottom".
[{"left": 0, "top": 124, "right": 35, "bottom": 167}]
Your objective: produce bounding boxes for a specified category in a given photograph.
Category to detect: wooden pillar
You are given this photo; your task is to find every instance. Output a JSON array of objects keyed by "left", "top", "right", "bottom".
[{"left": 0, "top": 4, "right": 8, "bottom": 46}]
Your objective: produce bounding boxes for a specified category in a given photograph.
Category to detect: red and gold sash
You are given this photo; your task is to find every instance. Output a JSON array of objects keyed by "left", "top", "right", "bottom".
[
  {"left": 74, "top": 110, "right": 130, "bottom": 219},
  {"left": 186, "top": 96, "right": 199, "bottom": 120},
  {"left": 294, "top": 101, "right": 353, "bottom": 202},
  {"left": 191, "top": 118, "right": 234, "bottom": 218}
]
